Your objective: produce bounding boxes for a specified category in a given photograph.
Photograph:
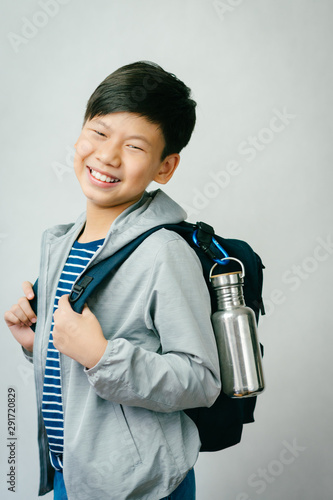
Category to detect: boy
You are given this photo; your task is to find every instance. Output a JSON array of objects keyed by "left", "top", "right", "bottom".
[{"left": 4, "top": 61, "right": 221, "bottom": 499}]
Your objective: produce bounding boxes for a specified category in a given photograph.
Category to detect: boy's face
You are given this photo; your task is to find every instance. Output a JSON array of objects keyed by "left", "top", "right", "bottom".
[{"left": 74, "top": 112, "right": 179, "bottom": 213}]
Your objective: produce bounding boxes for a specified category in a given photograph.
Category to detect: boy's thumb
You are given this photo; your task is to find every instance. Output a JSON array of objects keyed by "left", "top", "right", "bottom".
[{"left": 82, "top": 303, "right": 92, "bottom": 316}]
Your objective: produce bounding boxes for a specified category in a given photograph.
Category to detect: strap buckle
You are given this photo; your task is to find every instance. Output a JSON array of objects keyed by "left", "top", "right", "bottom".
[{"left": 69, "top": 276, "right": 94, "bottom": 304}]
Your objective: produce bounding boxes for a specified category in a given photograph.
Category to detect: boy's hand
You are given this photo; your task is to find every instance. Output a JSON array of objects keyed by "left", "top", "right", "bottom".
[
  {"left": 4, "top": 281, "right": 37, "bottom": 353},
  {"left": 53, "top": 295, "right": 108, "bottom": 369}
]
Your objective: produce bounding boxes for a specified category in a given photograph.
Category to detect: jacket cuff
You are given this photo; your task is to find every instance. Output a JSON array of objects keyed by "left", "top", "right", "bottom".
[
  {"left": 22, "top": 346, "right": 33, "bottom": 364},
  {"left": 83, "top": 340, "right": 114, "bottom": 379}
]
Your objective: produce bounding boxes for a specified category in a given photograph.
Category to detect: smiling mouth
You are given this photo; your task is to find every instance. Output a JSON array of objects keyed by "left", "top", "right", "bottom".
[{"left": 89, "top": 167, "right": 120, "bottom": 183}]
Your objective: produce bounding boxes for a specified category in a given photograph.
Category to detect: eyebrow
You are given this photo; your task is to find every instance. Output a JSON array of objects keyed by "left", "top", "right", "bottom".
[
  {"left": 126, "top": 135, "right": 152, "bottom": 146},
  {"left": 93, "top": 119, "right": 152, "bottom": 147},
  {"left": 94, "top": 118, "right": 111, "bottom": 130}
]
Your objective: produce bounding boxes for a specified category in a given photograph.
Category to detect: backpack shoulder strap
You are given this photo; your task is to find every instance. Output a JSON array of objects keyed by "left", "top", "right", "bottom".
[{"left": 68, "top": 225, "right": 167, "bottom": 313}]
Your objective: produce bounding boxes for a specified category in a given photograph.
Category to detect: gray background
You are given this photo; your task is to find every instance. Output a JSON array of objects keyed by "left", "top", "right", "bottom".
[{"left": 1, "top": 0, "right": 332, "bottom": 499}]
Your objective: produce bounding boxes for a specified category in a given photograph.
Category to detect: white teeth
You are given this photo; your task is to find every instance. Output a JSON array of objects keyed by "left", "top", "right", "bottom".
[{"left": 90, "top": 168, "right": 119, "bottom": 183}]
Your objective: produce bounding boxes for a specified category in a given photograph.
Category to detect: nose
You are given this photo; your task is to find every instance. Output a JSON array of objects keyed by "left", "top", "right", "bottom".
[{"left": 96, "top": 140, "right": 121, "bottom": 167}]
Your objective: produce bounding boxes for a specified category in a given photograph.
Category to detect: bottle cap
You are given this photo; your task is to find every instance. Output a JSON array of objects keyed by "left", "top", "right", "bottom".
[{"left": 210, "top": 270, "right": 243, "bottom": 289}]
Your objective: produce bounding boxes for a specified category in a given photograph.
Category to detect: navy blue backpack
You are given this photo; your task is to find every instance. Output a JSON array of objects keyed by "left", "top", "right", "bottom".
[{"left": 31, "top": 221, "right": 265, "bottom": 452}]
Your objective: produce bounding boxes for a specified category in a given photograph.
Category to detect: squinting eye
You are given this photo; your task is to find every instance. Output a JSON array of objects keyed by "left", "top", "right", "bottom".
[
  {"left": 128, "top": 145, "right": 143, "bottom": 151},
  {"left": 94, "top": 130, "right": 106, "bottom": 137}
]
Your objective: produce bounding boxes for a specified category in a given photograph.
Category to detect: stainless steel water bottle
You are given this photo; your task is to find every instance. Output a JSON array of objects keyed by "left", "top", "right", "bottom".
[{"left": 210, "top": 258, "right": 265, "bottom": 398}]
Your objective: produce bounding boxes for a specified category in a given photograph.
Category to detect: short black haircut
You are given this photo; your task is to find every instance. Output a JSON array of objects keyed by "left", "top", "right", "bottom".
[{"left": 84, "top": 61, "right": 196, "bottom": 160}]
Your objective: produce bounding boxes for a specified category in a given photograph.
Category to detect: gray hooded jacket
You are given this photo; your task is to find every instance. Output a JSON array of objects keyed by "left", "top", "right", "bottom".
[{"left": 25, "top": 189, "right": 221, "bottom": 499}]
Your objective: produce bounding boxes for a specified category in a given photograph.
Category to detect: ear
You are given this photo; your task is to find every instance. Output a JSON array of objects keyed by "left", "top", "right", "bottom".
[{"left": 154, "top": 154, "right": 180, "bottom": 185}]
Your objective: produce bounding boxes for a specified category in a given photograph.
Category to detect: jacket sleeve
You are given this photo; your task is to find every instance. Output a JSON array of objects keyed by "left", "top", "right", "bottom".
[
  {"left": 20, "top": 278, "right": 39, "bottom": 364},
  {"left": 84, "top": 238, "right": 221, "bottom": 412}
]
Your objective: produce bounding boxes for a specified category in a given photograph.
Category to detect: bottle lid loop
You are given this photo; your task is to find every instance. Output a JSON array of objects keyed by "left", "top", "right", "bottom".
[{"left": 209, "top": 257, "right": 245, "bottom": 281}]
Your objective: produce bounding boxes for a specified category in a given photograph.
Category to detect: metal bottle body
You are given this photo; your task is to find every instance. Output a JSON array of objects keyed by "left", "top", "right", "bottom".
[{"left": 211, "top": 268, "right": 265, "bottom": 398}]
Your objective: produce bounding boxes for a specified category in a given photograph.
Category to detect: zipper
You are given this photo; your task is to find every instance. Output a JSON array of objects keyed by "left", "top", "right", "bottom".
[{"left": 35, "top": 238, "right": 53, "bottom": 493}]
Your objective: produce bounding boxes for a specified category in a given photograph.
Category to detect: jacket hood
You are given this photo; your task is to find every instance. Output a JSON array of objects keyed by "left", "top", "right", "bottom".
[
  {"left": 110, "top": 188, "right": 186, "bottom": 235},
  {"left": 44, "top": 189, "right": 187, "bottom": 264}
]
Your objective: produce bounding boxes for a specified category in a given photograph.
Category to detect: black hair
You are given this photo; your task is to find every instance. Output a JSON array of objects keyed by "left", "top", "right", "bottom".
[{"left": 83, "top": 61, "right": 196, "bottom": 160}]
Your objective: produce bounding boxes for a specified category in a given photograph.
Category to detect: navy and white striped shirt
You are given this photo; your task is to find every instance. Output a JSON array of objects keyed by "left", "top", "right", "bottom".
[{"left": 42, "top": 238, "right": 104, "bottom": 471}]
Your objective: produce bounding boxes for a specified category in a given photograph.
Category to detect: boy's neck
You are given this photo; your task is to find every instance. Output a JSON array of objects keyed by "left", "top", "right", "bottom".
[{"left": 77, "top": 201, "right": 132, "bottom": 243}]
